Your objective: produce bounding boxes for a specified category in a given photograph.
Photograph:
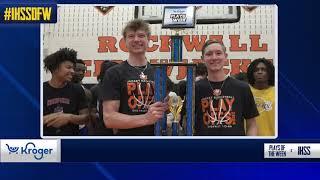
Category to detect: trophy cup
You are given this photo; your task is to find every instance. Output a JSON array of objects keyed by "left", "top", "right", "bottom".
[
  {"left": 168, "top": 94, "right": 184, "bottom": 136},
  {"left": 152, "top": 6, "right": 196, "bottom": 136}
]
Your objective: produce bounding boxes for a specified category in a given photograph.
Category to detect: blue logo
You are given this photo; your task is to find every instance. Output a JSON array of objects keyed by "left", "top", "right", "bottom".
[
  {"left": 6, "top": 144, "right": 19, "bottom": 154},
  {"left": 6, "top": 142, "right": 53, "bottom": 160}
]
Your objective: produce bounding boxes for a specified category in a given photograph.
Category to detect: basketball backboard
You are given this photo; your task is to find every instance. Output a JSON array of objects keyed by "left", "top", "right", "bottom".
[{"left": 134, "top": 5, "right": 241, "bottom": 25}]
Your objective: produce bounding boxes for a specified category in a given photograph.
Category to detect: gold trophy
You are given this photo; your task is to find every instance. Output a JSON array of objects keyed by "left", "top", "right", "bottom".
[{"left": 168, "top": 94, "right": 184, "bottom": 136}]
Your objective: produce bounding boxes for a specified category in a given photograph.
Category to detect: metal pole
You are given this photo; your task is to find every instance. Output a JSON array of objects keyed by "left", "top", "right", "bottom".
[
  {"left": 171, "top": 35, "right": 182, "bottom": 62},
  {"left": 161, "top": 65, "right": 167, "bottom": 135},
  {"left": 186, "top": 66, "right": 194, "bottom": 136},
  {"left": 154, "top": 67, "right": 161, "bottom": 136}
]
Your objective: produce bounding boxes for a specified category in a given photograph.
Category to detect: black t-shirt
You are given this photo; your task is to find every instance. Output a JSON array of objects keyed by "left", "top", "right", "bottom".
[
  {"left": 90, "top": 83, "right": 114, "bottom": 135},
  {"left": 101, "top": 60, "right": 156, "bottom": 135},
  {"left": 90, "top": 84, "right": 99, "bottom": 110},
  {"left": 43, "top": 82, "right": 87, "bottom": 136},
  {"left": 195, "top": 77, "right": 259, "bottom": 136}
]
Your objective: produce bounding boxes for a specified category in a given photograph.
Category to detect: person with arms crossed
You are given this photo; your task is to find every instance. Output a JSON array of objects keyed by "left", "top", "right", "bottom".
[{"left": 43, "top": 48, "right": 89, "bottom": 136}]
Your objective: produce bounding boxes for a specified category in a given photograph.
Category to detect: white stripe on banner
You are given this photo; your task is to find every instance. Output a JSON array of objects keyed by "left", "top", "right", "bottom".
[
  {"left": 0, "top": 139, "right": 60, "bottom": 162},
  {"left": 264, "top": 143, "right": 320, "bottom": 158}
]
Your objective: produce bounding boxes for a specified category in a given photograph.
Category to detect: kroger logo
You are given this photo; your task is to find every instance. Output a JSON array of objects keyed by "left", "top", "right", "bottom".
[{"left": 6, "top": 142, "right": 53, "bottom": 160}]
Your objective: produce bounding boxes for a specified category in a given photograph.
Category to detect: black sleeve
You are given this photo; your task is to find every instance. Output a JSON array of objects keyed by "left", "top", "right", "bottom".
[
  {"left": 194, "top": 82, "right": 200, "bottom": 133},
  {"left": 90, "top": 85, "right": 98, "bottom": 109},
  {"left": 101, "top": 68, "right": 121, "bottom": 101},
  {"left": 243, "top": 84, "right": 259, "bottom": 119},
  {"left": 74, "top": 84, "right": 88, "bottom": 111}
]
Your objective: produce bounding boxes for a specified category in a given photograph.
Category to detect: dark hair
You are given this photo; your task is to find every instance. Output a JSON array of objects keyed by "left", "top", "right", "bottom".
[
  {"left": 233, "top": 72, "right": 248, "bottom": 83},
  {"left": 196, "top": 63, "right": 207, "bottom": 76},
  {"left": 201, "top": 39, "right": 226, "bottom": 56},
  {"left": 76, "top": 59, "right": 85, "bottom": 65},
  {"left": 166, "top": 77, "right": 174, "bottom": 92},
  {"left": 97, "top": 61, "right": 118, "bottom": 81},
  {"left": 122, "top": 19, "right": 151, "bottom": 38},
  {"left": 44, "top": 48, "right": 77, "bottom": 73},
  {"left": 247, "top": 58, "right": 275, "bottom": 86},
  {"left": 177, "top": 80, "right": 187, "bottom": 97},
  {"left": 177, "top": 80, "right": 187, "bottom": 122}
]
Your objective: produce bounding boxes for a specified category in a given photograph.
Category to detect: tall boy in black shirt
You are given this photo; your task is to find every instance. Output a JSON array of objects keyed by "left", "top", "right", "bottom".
[{"left": 101, "top": 19, "right": 168, "bottom": 135}]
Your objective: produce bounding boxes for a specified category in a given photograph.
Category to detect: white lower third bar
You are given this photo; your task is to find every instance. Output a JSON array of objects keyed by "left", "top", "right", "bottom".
[
  {"left": 0, "top": 139, "right": 61, "bottom": 162},
  {"left": 264, "top": 143, "right": 320, "bottom": 158}
]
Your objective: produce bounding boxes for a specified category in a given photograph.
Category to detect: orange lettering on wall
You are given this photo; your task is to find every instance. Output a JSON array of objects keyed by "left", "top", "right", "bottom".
[
  {"left": 250, "top": 35, "right": 268, "bottom": 51},
  {"left": 159, "top": 35, "right": 171, "bottom": 52},
  {"left": 119, "top": 38, "right": 128, "bottom": 52},
  {"left": 176, "top": 59, "right": 188, "bottom": 80},
  {"left": 229, "top": 35, "right": 247, "bottom": 51},
  {"left": 209, "top": 35, "right": 223, "bottom": 42},
  {"left": 93, "top": 60, "right": 104, "bottom": 77},
  {"left": 147, "top": 35, "right": 159, "bottom": 52},
  {"left": 183, "top": 35, "right": 207, "bottom": 52},
  {"left": 223, "top": 60, "right": 230, "bottom": 75},
  {"left": 98, "top": 36, "right": 118, "bottom": 53},
  {"left": 229, "top": 59, "right": 251, "bottom": 75},
  {"left": 158, "top": 59, "right": 173, "bottom": 76},
  {"left": 84, "top": 60, "right": 92, "bottom": 77}
]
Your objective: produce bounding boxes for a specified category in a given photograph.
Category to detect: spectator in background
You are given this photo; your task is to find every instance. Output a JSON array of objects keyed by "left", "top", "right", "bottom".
[
  {"left": 233, "top": 72, "right": 248, "bottom": 83},
  {"left": 72, "top": 59, "right": 92, "bottom": 135},
  {"left": 247, "top": 58, "right": 275, "bottom": 136},
  {"left": 72, "top": 59, "right": 86, "bottom": 84},
  {"left": 90, "top": 60, "right": 118, "bottom": 135},
  {"left": 43, "top": 48, "right": 89, "bottom": 136},
  {"left": 195, "top": 62, "right": 208, "bottom": 81}
]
